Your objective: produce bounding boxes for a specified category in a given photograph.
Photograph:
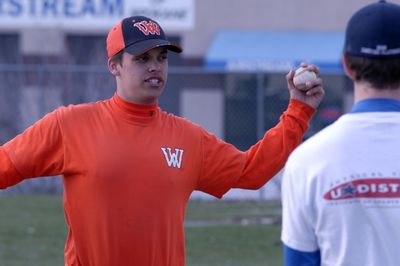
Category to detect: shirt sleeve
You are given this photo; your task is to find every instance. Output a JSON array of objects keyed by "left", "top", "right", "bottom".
[
  {"left": 196, "top": 99, "right": 314, "bottom": 198},
  {"left": 0, "top": 148, "right": 23, "bottom": 189},
  {"left": 233, "top": 99, "right": 315, "bottom": 189},
  {"left": 0, "top": 109, "right": 65, "bottom": 189},
  {"left": 284, "top": 244, "right": 321, "bottom": 266},
  {"left": 281, "top": 155, "right": 319, "bottom": 252}
]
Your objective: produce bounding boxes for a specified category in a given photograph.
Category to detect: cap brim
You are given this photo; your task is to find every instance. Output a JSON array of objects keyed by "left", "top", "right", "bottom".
[{"left": 124, "top": 39, "right": 182, "bottom": 56}]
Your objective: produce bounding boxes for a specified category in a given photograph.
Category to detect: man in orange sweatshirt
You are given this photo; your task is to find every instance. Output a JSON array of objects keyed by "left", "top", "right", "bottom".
[{"left": 0, "top": 15, "right": 324, "bottom": 266}]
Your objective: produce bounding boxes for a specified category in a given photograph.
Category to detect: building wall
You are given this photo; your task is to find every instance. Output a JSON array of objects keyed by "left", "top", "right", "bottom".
[
  {"left": 3, "top": 0, "right": 400, "bottom": 62},
  {"left": 182, "top": 0, "right": 400, "bottom": 58}
]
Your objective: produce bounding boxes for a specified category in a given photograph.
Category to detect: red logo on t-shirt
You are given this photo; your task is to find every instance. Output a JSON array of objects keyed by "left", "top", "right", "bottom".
[{"left": 324, "top": 178, "right": 400, "bottom": 200}]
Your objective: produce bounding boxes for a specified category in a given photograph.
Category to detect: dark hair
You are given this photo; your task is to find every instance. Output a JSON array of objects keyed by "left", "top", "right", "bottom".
[
  {"left": 344, "top": 54, "right": 400, "bottom": 89},
  {"left": 109, "top": 50, "right": 124, "bottom": 65}
]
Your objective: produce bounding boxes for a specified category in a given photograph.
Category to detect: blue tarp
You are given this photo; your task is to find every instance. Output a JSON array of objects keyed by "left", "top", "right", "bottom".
[{"left": 205, "top": 31, "right": 345, "bottom": 73}]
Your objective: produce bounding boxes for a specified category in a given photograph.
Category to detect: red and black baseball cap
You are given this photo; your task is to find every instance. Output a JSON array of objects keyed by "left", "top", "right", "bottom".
[
  {"left": 106, "top": 15, "right": 182, "bottom": 58},
  {"left": 344, "top": 0, "right": 400, "bottom": 58}
]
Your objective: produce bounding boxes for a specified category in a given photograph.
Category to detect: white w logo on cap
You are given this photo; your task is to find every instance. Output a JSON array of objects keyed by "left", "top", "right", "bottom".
[
  {"left": 134, "top": 21, "right": 161, "bottom": 36},
  {"left": 161, "top": 147, "right": 184, "bottom": 169}
]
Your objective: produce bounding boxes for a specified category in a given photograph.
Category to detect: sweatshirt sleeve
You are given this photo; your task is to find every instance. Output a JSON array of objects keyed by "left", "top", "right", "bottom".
[
  {"left": 196, "top": 99, "right": 314, "bottom": 198},
  {"left": 233, "top": 99, "right": 314, "bottom": 189},
  {"left": 0, "top": 109, "right": 65, "bottom": 189}
]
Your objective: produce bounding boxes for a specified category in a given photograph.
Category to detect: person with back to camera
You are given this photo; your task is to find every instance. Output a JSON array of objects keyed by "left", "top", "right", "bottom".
[
  {"left": 0, "top": 15, "right": 324, "bottom": 266},
  {"left": 281, "top": 1, "right": 400, "bottom": 265}
]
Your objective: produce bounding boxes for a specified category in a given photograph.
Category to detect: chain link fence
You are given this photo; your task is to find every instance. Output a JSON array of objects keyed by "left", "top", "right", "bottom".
[{"left": 0, "top": 64, "right": 344, "bottom": 199}]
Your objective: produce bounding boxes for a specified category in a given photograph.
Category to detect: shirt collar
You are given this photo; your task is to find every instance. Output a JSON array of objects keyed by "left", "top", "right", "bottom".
[
  {"left": 351, "top": 98, "right": 400, "bottom": 113},
  {"left": 110, "top": 93, "right": 160, "bottom": 125}
]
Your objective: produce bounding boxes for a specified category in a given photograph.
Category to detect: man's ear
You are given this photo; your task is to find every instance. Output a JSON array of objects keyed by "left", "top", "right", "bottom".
[
  {"left": 342, "top": 54, "right": 354, "bottom": 80},
  {"left": 108, "top": 59, "right": 120, "bottom": 76}
]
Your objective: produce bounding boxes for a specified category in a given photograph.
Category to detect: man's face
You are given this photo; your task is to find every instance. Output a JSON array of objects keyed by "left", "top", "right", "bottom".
[{"left": 114, "top": 47, "right": 169, "bottom": 105}]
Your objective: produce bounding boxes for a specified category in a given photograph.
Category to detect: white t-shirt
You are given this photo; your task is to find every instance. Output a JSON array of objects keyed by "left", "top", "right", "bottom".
[{"left": 281, "top": 111, "right": 400, "bottom": 266}]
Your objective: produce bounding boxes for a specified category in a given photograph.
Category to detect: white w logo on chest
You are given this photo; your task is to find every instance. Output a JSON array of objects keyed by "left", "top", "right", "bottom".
[{"left": 161, "top": 147, "right": 184, "bottom": 169}]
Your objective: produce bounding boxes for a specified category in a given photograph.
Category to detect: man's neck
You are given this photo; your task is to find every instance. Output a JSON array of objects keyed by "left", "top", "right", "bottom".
[{"left": 354, "top": 81, "right": 400, "bottom": 103}]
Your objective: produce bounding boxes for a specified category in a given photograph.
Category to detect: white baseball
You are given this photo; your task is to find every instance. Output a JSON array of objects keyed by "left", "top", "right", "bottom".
[{"left": 293, "top": 67, "right": 317, "bottom": 91}]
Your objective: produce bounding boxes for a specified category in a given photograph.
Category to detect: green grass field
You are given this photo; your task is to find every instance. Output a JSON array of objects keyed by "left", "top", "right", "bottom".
[{"left": 0, "top": 195, "right": 283, "bottom": 266}]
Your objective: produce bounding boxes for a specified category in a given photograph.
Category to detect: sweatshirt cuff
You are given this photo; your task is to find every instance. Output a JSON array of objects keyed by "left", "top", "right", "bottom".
[{"left": 287, "top": 99, "right": 316, "bottom": 121}]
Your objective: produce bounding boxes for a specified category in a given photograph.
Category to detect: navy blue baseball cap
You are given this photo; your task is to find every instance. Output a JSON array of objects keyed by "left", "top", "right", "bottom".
[
  {"left": 344, "top": 0, "right": 400, "bottom": 58},
  {"left": 107, "top": 16, "right": 182, "bottom": 58}
]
